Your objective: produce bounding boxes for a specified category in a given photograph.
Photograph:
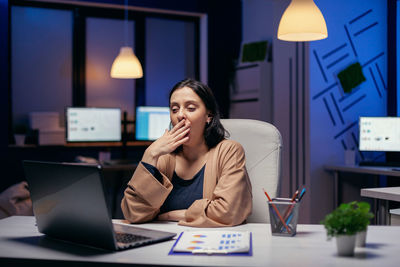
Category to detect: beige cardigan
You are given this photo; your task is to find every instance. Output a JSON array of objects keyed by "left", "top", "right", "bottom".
[{"left": 121, "top": 139, "right": 252, "bottom": 227}]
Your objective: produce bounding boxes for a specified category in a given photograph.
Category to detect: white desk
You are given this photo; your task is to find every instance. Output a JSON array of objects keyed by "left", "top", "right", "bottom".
[
  {"left": 1, "top": 216, "right": 400, "bottom": 266},
  {"left": 361, "top": 187, "right": 400, "bottom": 225},
  {"left": 324, "top": 165, "right": 400, "bottom": 209}
]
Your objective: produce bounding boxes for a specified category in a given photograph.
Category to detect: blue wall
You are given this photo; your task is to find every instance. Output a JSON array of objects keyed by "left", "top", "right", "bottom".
[
  {"left": 310, "top": 0, "right": 387, "bottom": 164},
  {"left": 307, "top": 0, "right": 387, "bottom": 220}
]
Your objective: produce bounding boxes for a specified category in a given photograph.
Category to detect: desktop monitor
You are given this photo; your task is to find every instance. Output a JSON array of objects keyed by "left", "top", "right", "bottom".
[
  {"left": 359, "top": 117, "right": 400, "bottom": 152},
  {"left": 66, "top": 107, "right": 121, "bottom": 142},
  {"left": 135, "top": 106, "right": 170, "bottom": 141}
]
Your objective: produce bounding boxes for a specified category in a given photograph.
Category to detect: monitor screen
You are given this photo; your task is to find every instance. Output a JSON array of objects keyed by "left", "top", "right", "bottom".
[
  {"left": 359, "top": 117, "right": 400, "bottom": 152},
  {"left": 66, "top": 107, "right": 121, "bottom": 142},
  {"left": 135, "top": 106, "right": 170, "bottom": 141}
]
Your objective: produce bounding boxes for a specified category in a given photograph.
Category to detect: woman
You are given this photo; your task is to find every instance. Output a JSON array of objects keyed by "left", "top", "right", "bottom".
[{"left": 121, "top": 78, "right": 252, "bottom": 227}]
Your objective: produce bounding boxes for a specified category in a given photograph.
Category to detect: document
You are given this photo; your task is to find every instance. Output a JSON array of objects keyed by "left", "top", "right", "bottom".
[{"left": 171, "top": 231, "right": 251, "bottom": 254}]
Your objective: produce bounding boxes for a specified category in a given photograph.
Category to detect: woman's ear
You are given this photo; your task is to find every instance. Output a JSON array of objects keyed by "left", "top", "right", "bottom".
[{"left": 206, "top": 115, "right": 212, "bottom": 124}]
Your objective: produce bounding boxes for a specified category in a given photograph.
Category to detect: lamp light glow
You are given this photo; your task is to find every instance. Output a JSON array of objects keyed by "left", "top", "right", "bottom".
[
  {"left": 277, "top": 0, "right": 328, "bottom": 42},
  {"left": 111, "top": 47, "right": 143, "bottom": 79}
]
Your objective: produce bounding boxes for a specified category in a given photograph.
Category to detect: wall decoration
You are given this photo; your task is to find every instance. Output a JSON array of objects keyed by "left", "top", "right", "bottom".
[{"left": 337, "top": 62, "right": 366, "bottom": 94}]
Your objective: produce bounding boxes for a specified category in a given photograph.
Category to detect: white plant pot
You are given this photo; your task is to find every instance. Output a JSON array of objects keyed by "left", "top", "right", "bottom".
[
  {"left": 336, "top": 234, "right": 356, "bottom": 256},
  {"left": 356, "top": 230, "right": 367, "bottom": 247},
  {"left": 14, "top": 134, "right": 26, "bottom": 146}
]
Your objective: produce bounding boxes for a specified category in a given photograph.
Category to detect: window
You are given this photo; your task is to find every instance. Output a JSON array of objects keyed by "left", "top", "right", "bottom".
[
  {"left": 11, "top": 6, "right": 73, "bottom": 127},
  {"left": 86, "top": 17, "right": 136, "bottom": 121},
  {"left": 145, "top": 17, "right": 197, "bottom": 106},
  {"left": 10, "top": 2, "right": 201, "bottom": 137}
]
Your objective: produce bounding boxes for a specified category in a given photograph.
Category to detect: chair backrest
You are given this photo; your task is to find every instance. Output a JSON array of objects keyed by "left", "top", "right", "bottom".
[{"left": 221, "top": 119, "right": 282, "bottom": 223}]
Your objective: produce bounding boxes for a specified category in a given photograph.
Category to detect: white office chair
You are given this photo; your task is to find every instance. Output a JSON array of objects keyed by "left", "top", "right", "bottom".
[{"left": 221, "top": 119, "right": 282, "bottom": 223}]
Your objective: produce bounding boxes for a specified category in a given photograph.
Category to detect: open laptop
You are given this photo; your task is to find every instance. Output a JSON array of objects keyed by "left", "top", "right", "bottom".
[{"left": 23, "top": 160, "right": 176, "bottom": 251}]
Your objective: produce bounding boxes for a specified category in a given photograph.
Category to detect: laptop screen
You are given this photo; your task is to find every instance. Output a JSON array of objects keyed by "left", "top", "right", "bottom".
[
  {"left": 135, "top": 106, "right": 170, "bottom": 141},
  {"left": 359, "top": 117, "right": 400, "bottom": 152},
  {"left": 66, "top": 107, "right": 121, "bottom": 142}
]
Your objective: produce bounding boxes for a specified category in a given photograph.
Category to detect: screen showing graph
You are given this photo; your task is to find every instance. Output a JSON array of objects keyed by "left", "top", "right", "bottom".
[
  {"left": 66, "top": 107, "right": 121, "bottom": 142},
  {"left": 359, "top": 117, "right": 400, "bottom": 152}
]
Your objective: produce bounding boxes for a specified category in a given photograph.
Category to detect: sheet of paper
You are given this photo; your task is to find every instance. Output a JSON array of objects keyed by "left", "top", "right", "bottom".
[{"left": 172, "top": 231, "right": 250, "bottom": 254}]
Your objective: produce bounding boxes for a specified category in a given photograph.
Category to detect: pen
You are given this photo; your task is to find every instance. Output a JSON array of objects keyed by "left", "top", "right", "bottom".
[
  {"left": 298, "top": 188, "right": 306, "bottom": 202},
  {"left": 279, "top": 190, "right": 298, "bottom": 227},
  {"left": 263, "top": 188, "right": 291, "bottom": 233},
  {"left": 291, "top": 190, "right": 299, "bottom": 202},
  {"left": 280, "top": 187, "right": 306, "bottom": 232},
  {"left": 285, "top": 213, "right": 294, "bottom": 225},
  {"left": 192, "top": 249, "right": 228, "bottom": 254},
  {"left": 280, "top": 188, "right": 306, "bottom": 232}
]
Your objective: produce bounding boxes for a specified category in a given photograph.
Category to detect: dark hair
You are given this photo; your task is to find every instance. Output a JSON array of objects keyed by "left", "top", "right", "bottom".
[{"left": 169, "top": 78, "right": 227, "bottom": 149}]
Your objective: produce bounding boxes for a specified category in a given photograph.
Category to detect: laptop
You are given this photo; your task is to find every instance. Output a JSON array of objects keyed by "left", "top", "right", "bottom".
[{"left": 23, "top": 160, "right": 176, "bottom": 251}]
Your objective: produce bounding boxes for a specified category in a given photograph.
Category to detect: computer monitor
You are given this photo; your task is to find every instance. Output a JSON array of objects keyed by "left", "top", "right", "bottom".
[
  {"left": 135, "top": 106, "right": 170, "bottom": 141},
  {"left": 66, "top": 107, "right": 121, "bottom": 142},
  {"left": 359, "top": 117, "right": 400, "bottom": 152}
]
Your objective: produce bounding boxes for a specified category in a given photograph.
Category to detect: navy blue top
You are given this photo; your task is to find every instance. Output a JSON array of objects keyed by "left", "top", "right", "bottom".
[{"left": 141, "top": 162, "right": 204, "bottom": 213}]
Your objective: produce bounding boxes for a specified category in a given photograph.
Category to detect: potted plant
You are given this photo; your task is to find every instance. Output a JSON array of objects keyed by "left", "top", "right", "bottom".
[
  {"left": 321, "top": 201, "right": 373, "bottom": 256},
  {"left": 355, "top": 201, "right": 374, "bottom": 247},
  {"left": 13, "top": 124, "right": 28, "bottom": 145}
]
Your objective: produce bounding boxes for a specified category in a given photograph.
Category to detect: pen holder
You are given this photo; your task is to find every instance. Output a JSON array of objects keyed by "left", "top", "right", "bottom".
[{"left": 268, "top": 198, "right": 300, "bottom": 237}]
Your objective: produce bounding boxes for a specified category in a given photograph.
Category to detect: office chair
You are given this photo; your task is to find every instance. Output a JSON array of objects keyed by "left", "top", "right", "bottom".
[{"left": 221, "top": 119, "right": 282, "bottom": 223}]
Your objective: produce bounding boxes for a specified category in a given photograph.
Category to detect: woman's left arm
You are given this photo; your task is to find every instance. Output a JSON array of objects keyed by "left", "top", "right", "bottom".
[
  {"left": 157, "top": 209, "right": 187, "bottom": 221},
  {"left": 178, "top": 141, "right": 253, "bottom": 227}
]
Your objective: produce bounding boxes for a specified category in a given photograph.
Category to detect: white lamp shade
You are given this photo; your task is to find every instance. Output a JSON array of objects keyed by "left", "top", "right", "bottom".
[
  {"left": 278, "top": 0, "right": 328, "bottom": 42},
  {"left": 110, "top": 46, "right": 143, "bottom": 79}
]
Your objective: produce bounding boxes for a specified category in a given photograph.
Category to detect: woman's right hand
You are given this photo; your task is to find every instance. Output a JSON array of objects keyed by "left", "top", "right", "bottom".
[{"left": 141, "top": 119, "right": 190, "bottom": 166}]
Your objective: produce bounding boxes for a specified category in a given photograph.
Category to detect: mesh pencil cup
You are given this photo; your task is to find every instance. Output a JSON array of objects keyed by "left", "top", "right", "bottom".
[{"left": 268, "top": 198, "right": 300, "bottom": 237}]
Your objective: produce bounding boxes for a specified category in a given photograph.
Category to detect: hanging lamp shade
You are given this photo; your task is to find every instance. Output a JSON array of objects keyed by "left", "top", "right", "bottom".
[
  {"left": 110, "top": 46, "right": 143, "bottom": 79},
  {"left": 277, "top": 0, "right": 328, "bottom": 42}
]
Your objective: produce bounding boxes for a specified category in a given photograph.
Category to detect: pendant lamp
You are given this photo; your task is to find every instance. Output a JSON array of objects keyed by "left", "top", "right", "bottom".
[
  {"left": 110, "top": 0, "right": 143, "bottom": 78},
  {"left": 277, "top": 0, "right": 328, "bottom": 42}
]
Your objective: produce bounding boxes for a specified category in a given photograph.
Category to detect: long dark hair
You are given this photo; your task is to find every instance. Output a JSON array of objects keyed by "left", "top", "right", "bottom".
[{"left": 169, "top": 78, "right": 227, "bottom": 149}]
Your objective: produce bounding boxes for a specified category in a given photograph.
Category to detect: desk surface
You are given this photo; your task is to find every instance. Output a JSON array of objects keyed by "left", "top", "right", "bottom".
[
  {"left": 325, "top": 164, "right": 400, "bottom": 177},
  {"left": 1, "top": 216, "right": 400, "bottom": 266},
  {"left": 361, "top": 187, "right": 400, "bottom": 202}
]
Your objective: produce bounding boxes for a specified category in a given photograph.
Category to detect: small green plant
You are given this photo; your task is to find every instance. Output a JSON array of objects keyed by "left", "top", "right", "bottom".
[
  {"left": 356, "top": 201, "right": 374, "bottom": 231},
  {"left": 13, "top": 124, "right": 28, "bottom": 135},
  {"left": 321, "top": 201, "right": 374, "bottom": 240}
]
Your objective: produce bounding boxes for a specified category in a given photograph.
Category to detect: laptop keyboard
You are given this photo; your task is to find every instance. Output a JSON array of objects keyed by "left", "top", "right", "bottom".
[{"left": 115, "top": 232, "right": 151, "bottom": 244}]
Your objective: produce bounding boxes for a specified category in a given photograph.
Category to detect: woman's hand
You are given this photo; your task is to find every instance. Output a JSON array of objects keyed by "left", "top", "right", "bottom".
[
  {"left": 157, "top": 209, "right": 187, "bottom": 222},
  {"left": 142, "top": 119, "right": 190, "bottom": 165}
]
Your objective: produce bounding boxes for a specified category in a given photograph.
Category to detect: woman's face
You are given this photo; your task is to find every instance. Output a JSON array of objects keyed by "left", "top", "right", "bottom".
[{"left": 169, "top": 86, "right": 211, "bottom": 146}]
